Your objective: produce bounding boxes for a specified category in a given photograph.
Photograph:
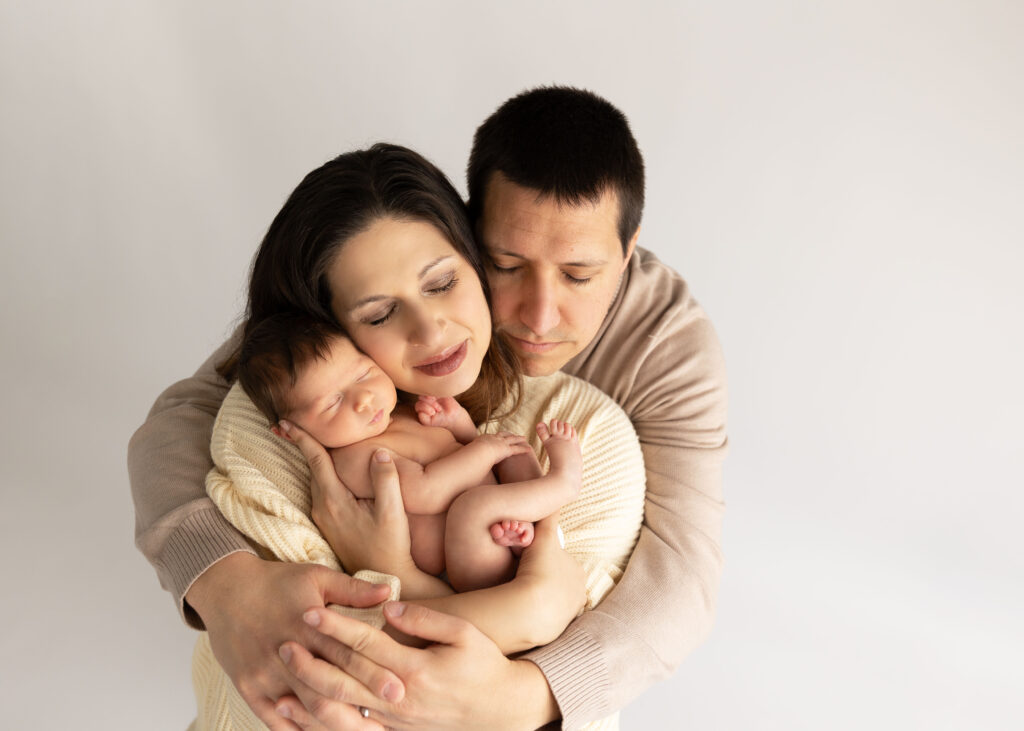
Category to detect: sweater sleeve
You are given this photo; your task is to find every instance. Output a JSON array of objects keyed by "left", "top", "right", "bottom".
[
  {"left": 127, "top": 325, "right": 254, "bottom": 629},
  {"left": 526, "top": 252, "right": 728, "bottom": 729}
]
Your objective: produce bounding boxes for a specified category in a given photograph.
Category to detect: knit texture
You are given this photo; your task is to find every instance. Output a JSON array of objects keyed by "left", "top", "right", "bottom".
[{"left": 191, "top": 372, "right": 644, "bottom": 730}]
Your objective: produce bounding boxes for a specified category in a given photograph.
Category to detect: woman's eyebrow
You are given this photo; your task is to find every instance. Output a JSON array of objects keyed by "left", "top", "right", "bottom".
[
  {"left": 350, "top": 293, "right": 388, "bottom": 310},
  {"left": 420, "top": 255, "right": 454, "bottom": 278},
  {"left": 348, "top": 255, "right": 455, "bottom": 310}
]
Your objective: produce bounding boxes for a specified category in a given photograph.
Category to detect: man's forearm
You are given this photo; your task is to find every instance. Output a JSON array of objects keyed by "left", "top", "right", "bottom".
[
  {"left": 127, "top": 328, "right": 248, "bottom": 625},
  {"left": 524, "top": 442, "right": 726, "bottom": 728}
]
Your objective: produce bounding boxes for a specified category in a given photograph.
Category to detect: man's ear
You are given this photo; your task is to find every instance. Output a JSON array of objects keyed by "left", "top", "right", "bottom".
[{"left": 621, "top": 227, "right": 640, "bottom": 272}]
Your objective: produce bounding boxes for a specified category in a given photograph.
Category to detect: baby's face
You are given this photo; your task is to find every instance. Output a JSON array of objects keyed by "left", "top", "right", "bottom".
[{"left": 284, "top": 336, "right": 397, "bottom": 448}]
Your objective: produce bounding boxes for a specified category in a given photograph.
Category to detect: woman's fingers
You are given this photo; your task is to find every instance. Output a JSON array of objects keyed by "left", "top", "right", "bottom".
[
  {"left": 369, "top": 450, "right": 404, "bottom": 519},
  {"left": 275, "top": 688, "right": 385, "bottom": 731},
  {"left": 280, "top": 417, "right": 335, "bottom": 481}
]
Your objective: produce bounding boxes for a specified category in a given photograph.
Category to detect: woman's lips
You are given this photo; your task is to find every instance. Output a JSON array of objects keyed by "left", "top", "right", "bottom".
[{"left": 414, "top": 341, "right": 468, "bottom": 377}]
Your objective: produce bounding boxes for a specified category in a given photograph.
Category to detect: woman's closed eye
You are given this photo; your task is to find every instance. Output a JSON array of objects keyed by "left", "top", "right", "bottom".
[
  {"left": 363, "top": 305, "right": 396, "bottom": 326},
  {"left": 425, "top": 273, "right": 458, "bottom": 295}
]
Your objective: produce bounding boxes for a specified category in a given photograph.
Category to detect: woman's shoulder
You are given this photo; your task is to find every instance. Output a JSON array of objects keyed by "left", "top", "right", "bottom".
[{"left": 487, "top": 371, "right": 636, "bottom": 446}]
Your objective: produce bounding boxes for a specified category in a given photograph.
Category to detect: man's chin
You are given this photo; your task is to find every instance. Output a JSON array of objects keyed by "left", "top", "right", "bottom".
[{"left": 515, "top": 351, "right": 568, "bottom": 377}]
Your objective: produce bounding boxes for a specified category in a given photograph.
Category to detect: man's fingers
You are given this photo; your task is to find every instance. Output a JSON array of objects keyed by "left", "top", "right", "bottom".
[
  {"left": 279, "top": 642, "right": 382, "bottom": 711},
  {"left": 301, "top": 607, "right": 409, "bottom": 681},
  {"left": 304, "top": 609, "right": 406, "bottom": 703},
  {"left": 247, "top": 694, "right": 302, "bottom": 731},
  {"left": 382, "top": 601, "right": 475, "bottom": 647}
]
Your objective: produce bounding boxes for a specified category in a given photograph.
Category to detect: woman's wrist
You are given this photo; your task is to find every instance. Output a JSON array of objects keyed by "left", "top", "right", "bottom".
[{"left": 392, "top": 560, "right": 452, "bottom": 600}]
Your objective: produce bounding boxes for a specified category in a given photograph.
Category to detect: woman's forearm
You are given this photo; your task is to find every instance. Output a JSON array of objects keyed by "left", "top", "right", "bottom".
[{"left": 407, "top": 577, "right": 549, "bottom": 655}]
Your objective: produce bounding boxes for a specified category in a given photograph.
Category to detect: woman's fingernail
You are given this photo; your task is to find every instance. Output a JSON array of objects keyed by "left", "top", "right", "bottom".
[
  {"left": 277, "top": 704, "right": 292, "bottom": 719},
  {"left": 384, "top": 601, "right": 405, "bottom": 617},
  {"left": 382, "top": 682, "right": 400, "bottom": 701},
  {"left": 278, "top": 644, "right": 293, "bottom": 663},
  {"left": 303, "top": 609, "right": 321, "bottom": 627},
  {"left": 279, "top": 420, "right": 292, "bottom": 434},
  {"left": 374, "top": 449, "right": 392, "bottom": 463}
]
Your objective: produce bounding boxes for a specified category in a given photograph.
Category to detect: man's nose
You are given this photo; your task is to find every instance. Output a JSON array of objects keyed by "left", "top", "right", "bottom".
[{"left": 519, "top": 274, "right": 560, "bottom": 336}]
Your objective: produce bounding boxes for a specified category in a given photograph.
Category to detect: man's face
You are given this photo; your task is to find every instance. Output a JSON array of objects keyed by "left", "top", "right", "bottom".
[{"left": 478, "top": 174, "right": 638, "bottom": 376}]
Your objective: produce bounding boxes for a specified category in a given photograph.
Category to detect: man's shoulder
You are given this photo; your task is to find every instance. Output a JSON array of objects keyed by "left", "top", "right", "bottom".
[
  {"left": 565, "top": 246, "right": 726, "bottom": 420},
  {"left": 597, "top": 246, "right": 718, "bottom": 360}
]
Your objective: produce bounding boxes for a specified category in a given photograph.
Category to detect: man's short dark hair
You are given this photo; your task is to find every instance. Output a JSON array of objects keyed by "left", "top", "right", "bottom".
[
  {"left": 467, "top": 85, "right": 645, "bottom": 252},
  {"left": 237, "top": 312, "right": 348, "bottom": 424}
]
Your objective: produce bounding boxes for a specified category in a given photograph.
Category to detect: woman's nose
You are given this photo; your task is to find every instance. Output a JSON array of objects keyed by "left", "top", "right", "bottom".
[{"left": 409, "top": 306, "right": 447, "bottom": 347}]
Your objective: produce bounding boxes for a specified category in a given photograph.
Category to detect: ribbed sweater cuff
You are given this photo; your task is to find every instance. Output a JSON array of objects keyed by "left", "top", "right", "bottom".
[
  {"left": 162, "top": 507, "right": 256, "bottom": 629},
  {"left": 523, "top": 625, "right": 609, "bottom": 731}
]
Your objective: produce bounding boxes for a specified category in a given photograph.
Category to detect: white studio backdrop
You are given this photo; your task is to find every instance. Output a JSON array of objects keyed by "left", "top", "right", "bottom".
[{"left": 1, "top": 1, "right": 1021, "bottom": 729}]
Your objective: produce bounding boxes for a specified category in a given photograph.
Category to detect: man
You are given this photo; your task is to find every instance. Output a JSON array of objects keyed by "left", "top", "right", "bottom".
[{"left": 128, "top": 86, "right": 726, "bottom": 730}]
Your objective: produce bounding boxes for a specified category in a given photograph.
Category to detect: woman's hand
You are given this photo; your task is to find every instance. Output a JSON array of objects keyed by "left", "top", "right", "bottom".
[
  {"left": 279, "top": 420, "right": 414, "bottom": 577},
  {"left": 514, "top": 512, "right": 587, "bottom": 642},
  {"left": 275, "top": 602, "right": 559, "bottom": 730}
]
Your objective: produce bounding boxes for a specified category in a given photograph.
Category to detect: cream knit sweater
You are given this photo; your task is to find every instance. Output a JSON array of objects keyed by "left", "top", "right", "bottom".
[{"left": 192, "top": 371, "right": 645, "bottom": 730}]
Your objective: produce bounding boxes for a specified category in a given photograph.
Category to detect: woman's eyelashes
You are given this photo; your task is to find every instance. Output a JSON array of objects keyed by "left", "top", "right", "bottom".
[
  {"left": 358, "top": 274, "right": 459, "bottom": 326},
  {"left": 363, "top": 306, "right": 395, "bottom": 326},
  {"left": 425, "top": 273, "right": 458, "bottom": 295}
]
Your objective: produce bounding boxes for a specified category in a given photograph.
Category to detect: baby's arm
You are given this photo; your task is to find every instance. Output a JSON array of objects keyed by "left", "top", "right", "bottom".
[
  {"left": 415, "top": 395, "right": 478, "bottom": 444},
  {"left": 391, "top": 433, "right": 533, "bottom": 515}
]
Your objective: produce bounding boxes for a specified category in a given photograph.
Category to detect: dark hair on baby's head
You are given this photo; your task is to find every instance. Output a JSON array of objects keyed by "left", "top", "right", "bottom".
[{"left": 237, "top": 312, "right": 349, "bottom": 425}]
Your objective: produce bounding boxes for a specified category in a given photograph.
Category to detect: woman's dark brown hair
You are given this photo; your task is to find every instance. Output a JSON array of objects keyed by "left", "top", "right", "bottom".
[{"left": 221, "top": 143, "right": 520, "bottom": 424}]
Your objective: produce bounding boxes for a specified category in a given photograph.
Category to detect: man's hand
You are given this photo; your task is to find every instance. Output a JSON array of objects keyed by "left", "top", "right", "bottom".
[
  {"left": 275, "top": 602, "right": 559, "bottom": 730},
  {"left": 186, "top": 552, "right": 400, "bottom": 729}
]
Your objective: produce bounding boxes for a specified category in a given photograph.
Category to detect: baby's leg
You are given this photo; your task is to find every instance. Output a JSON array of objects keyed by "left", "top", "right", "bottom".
[
  {"left": 407, "top": 513, "right": 447, "bottom": 577},
  {"left": 444, "top": 420, "right": 581, "bottom": 592}
]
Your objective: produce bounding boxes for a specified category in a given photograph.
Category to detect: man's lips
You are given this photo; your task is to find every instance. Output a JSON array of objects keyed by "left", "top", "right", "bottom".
[
  {"left": 414, "top": 341, "right": 468, "bottom": 376},
  {"left": 509, "top": 335, "right": 562, "bottom": 354}
]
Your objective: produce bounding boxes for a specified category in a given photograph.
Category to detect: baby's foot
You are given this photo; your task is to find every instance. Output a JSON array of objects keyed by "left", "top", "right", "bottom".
[
  {"left": 415, "top": 395, "right": 463, "bottom": 429},
  {"left": 490, "top": 519, "right": 535, "bottom": 555},
  {"left": 536, "top": 419, "right": 582, "bottom": 484}
]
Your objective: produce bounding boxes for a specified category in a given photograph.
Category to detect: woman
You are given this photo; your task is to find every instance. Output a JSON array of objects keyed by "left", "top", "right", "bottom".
[{"left": 193, "top": 144, "right": 645, "bottom": 730}]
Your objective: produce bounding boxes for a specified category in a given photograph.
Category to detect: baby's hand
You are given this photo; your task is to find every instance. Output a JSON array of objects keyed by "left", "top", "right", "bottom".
[
  {"left": 474, "top": 431, "right": 533, "bottom": 461},
  {"left": 415, "top": 395, "right": 465, "bottom": 429}
]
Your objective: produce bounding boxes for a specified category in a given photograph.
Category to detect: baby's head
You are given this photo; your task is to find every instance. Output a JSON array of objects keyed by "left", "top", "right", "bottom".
[{"left": 238, "top": 312, "right": 397, "bottom": 448}]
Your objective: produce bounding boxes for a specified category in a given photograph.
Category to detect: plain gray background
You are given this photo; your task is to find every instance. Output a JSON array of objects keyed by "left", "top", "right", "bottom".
[{"left": 1, "top": 1, "right": 1021, "bottom": 729}]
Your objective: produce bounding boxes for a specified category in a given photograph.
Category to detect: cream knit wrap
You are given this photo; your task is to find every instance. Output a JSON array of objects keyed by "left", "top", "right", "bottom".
[{"left": 192, "top": 372, "right": 645, "bottom": 730}]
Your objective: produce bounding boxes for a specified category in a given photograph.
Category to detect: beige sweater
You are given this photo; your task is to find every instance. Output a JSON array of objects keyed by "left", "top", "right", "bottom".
[
  {"left": 192, "top": 372, "right": 645, "bottom": 730},
  {"left": 129, "top": 247, "right": 727, "bottom": 729}
]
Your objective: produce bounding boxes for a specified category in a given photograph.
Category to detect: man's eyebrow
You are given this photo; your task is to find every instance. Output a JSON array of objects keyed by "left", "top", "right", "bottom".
[{"left": 486, "top": 247, "right": 608, "bottom": 268}]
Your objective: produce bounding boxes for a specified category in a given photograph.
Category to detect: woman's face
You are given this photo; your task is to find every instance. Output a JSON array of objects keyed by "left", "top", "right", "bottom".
[{"left": 327, "top": 217, "right": 492, "bottom": 398}]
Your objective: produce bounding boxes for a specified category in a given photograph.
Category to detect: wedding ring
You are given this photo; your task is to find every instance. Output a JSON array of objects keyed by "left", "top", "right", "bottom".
[{"left": 358, "top": 706, "right": 370, "bottom": 719}]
